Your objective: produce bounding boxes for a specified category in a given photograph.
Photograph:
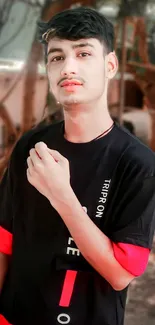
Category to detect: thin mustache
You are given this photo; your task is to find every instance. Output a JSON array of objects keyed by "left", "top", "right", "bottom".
[{"left": 58, "top": 77, "right": 84, "bottom": 86}]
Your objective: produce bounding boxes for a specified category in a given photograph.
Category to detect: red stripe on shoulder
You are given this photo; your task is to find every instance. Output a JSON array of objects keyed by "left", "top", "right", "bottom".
[
  {"left": 112, "top": 242, "right": 150, "bottom": 276},
  {"left": 0, "top": 226, "right": 13, "bottom": 255}
]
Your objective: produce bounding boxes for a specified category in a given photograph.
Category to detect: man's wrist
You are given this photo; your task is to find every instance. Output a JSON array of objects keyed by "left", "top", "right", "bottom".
[{"left": 49, "top": 185, "right": 76, "bottom": 214}]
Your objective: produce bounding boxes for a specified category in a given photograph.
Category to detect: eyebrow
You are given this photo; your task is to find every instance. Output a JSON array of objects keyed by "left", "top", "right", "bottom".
[{"left": 47, "top": 42, "right": 95, "bottom": 56}]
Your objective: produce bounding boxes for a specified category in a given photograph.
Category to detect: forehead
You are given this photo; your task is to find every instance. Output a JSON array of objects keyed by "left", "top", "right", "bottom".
[{"left": 47, "top": 37, "right": 103, "bottom": 53}]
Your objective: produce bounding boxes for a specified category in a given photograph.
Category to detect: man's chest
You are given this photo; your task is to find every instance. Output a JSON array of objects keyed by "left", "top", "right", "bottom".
[{"left": 14, "top": 149, "right": 119, "bottom": 259}]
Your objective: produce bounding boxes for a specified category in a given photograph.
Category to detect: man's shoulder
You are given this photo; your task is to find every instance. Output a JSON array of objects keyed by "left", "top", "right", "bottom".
[
  {"left": 115, "top": 124, "right": 155, "bottom": 177},
  {"left": 13, "top": 121, "right": 63, "bottom": 160}
]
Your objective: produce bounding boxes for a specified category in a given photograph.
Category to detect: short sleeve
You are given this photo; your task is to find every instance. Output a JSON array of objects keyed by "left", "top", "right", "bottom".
[
  {"left": 0, "top": 125, "right": 48, "bottom": 255},
  {"left": 110, "top": 176, "right": 155, "bottom": 249}
]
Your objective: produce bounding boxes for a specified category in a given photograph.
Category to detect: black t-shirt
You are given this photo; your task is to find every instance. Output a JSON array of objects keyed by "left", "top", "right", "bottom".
[{"left": 1, "top": 121, "right": 155, "bottom": 325}]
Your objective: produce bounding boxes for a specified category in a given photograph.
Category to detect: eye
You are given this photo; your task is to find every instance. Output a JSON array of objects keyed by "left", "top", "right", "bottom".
[
  {"left": 78, "top": 52, "right": 91, "bottom": 57},
  {"left": 50, "top": 56, "right": 64, "bottom": 62}
]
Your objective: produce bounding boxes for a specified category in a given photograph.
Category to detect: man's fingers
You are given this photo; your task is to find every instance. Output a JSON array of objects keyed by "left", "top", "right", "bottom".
[
  {"left": 27, "top": 157, "right": 34, "bottom": 175},
  {"left": 29, "top": 148, "right": 43, "bottom": 172},
  {"left": 34, "top": 142, "right": 68, "bottom": 166},
  {"left": 29, "top": 148, "right": 40, "bottom": 164},
  {"left": 35, "top": 142, "right": 54, "bottom": 164},
  {"left": 27, "top": 168, "right": 32, "bottom": 182},
  {"left": 48, "top": 149, "right": 68, "bottom": 164}
]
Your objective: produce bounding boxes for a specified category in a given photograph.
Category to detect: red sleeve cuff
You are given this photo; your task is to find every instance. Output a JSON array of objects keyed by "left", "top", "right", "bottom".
[
  {"left": 0, "top": 315, "right": 11, "bottom": 325},
  {"left": 0, "top": 226, "right": 12, "bottom": 255},
  {"left": 112, "top": 242, "right": 150, "bottom": 276}
]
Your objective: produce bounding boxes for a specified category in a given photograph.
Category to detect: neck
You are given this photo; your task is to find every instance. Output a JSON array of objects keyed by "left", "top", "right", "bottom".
[{"left": 63, "top": 99, "right": 113, "bottom": 143}]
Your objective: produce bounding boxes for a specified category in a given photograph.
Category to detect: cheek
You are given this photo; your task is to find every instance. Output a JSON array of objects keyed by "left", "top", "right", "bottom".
[
  {"left": 87, "top": 62, "right": 105, "bottom": 82},
  {"left": 89, "top": 69, "right": 105, "bottom": 89}
]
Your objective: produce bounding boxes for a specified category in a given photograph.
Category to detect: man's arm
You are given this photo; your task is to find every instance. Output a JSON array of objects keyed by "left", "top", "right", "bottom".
[
  {"left": 51, "top": 190, "right": 135, "bottom": 291},
  {"left": 0, "top": 252, "right": 9, "bottom": 293},
  {"left": 27, "top": 143, "right": 154, "bottom": 291}
]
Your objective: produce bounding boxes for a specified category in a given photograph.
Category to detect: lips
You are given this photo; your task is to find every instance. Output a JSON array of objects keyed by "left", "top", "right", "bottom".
[{"left": 60, "top": 80, "right": 82, "bottom": 87}]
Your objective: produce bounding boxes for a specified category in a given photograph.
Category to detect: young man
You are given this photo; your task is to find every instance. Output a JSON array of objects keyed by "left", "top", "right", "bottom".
[{"left": 0, "top": 7, "right": 155, "bottom": 325}]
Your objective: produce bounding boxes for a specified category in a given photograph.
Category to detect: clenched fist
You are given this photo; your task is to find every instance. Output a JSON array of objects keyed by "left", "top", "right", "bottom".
[{"left": 27, "top": 142, "right": 72, "bottom": 210}]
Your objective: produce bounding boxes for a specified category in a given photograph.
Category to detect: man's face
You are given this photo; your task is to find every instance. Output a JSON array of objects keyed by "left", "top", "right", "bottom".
[{"left": 47, "top": 37, "right": 111, "bottom": 108}]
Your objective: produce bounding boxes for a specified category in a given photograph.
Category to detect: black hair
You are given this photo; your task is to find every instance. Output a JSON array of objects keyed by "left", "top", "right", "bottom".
[{"left": 38, "top": 7, "right": 114, "bottom": 59}]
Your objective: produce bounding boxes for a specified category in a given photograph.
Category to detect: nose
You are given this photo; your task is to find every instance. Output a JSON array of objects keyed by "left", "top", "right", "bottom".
[{"left": 60, "top": 57, "right": 78, "bottom": 77}]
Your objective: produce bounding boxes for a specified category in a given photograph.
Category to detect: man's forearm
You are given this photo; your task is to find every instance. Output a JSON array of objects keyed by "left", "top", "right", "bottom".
[
  {"left": 0, "top": 252, "right": 9, "bottom": 293},
  {"left": 52, "top": 188, "right": 134, "bottom": 291}
]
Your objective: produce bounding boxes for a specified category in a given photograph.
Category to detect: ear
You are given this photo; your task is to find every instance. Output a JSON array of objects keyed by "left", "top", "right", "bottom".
[{"left": 106, "top": 52, "right": 118, "bottom": 80}]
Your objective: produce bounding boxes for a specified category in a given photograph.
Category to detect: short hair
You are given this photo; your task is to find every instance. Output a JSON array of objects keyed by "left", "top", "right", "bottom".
[{"left": 38, "top": 7, "right": 114, "bottom": 59}]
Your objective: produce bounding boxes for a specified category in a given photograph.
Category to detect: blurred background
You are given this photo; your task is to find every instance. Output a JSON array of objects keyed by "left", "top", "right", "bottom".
[{"left": 0, "top": 1, "right": 155, "bottom": 324}]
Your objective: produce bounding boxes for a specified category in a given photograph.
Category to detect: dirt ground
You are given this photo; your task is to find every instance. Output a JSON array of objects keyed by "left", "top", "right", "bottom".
[{"left": 125, "top": 237, "right": 155, "bottom": 325}]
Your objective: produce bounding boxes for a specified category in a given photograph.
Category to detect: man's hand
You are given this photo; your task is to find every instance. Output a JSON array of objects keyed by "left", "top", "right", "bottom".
[{"left": 27, "top": 142, "right": 71, "bottom": 208}]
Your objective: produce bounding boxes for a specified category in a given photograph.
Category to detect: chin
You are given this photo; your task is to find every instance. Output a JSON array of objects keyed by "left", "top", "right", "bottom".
[{"left": 61, "top": 96, "right": 82, "bottom": 106}]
